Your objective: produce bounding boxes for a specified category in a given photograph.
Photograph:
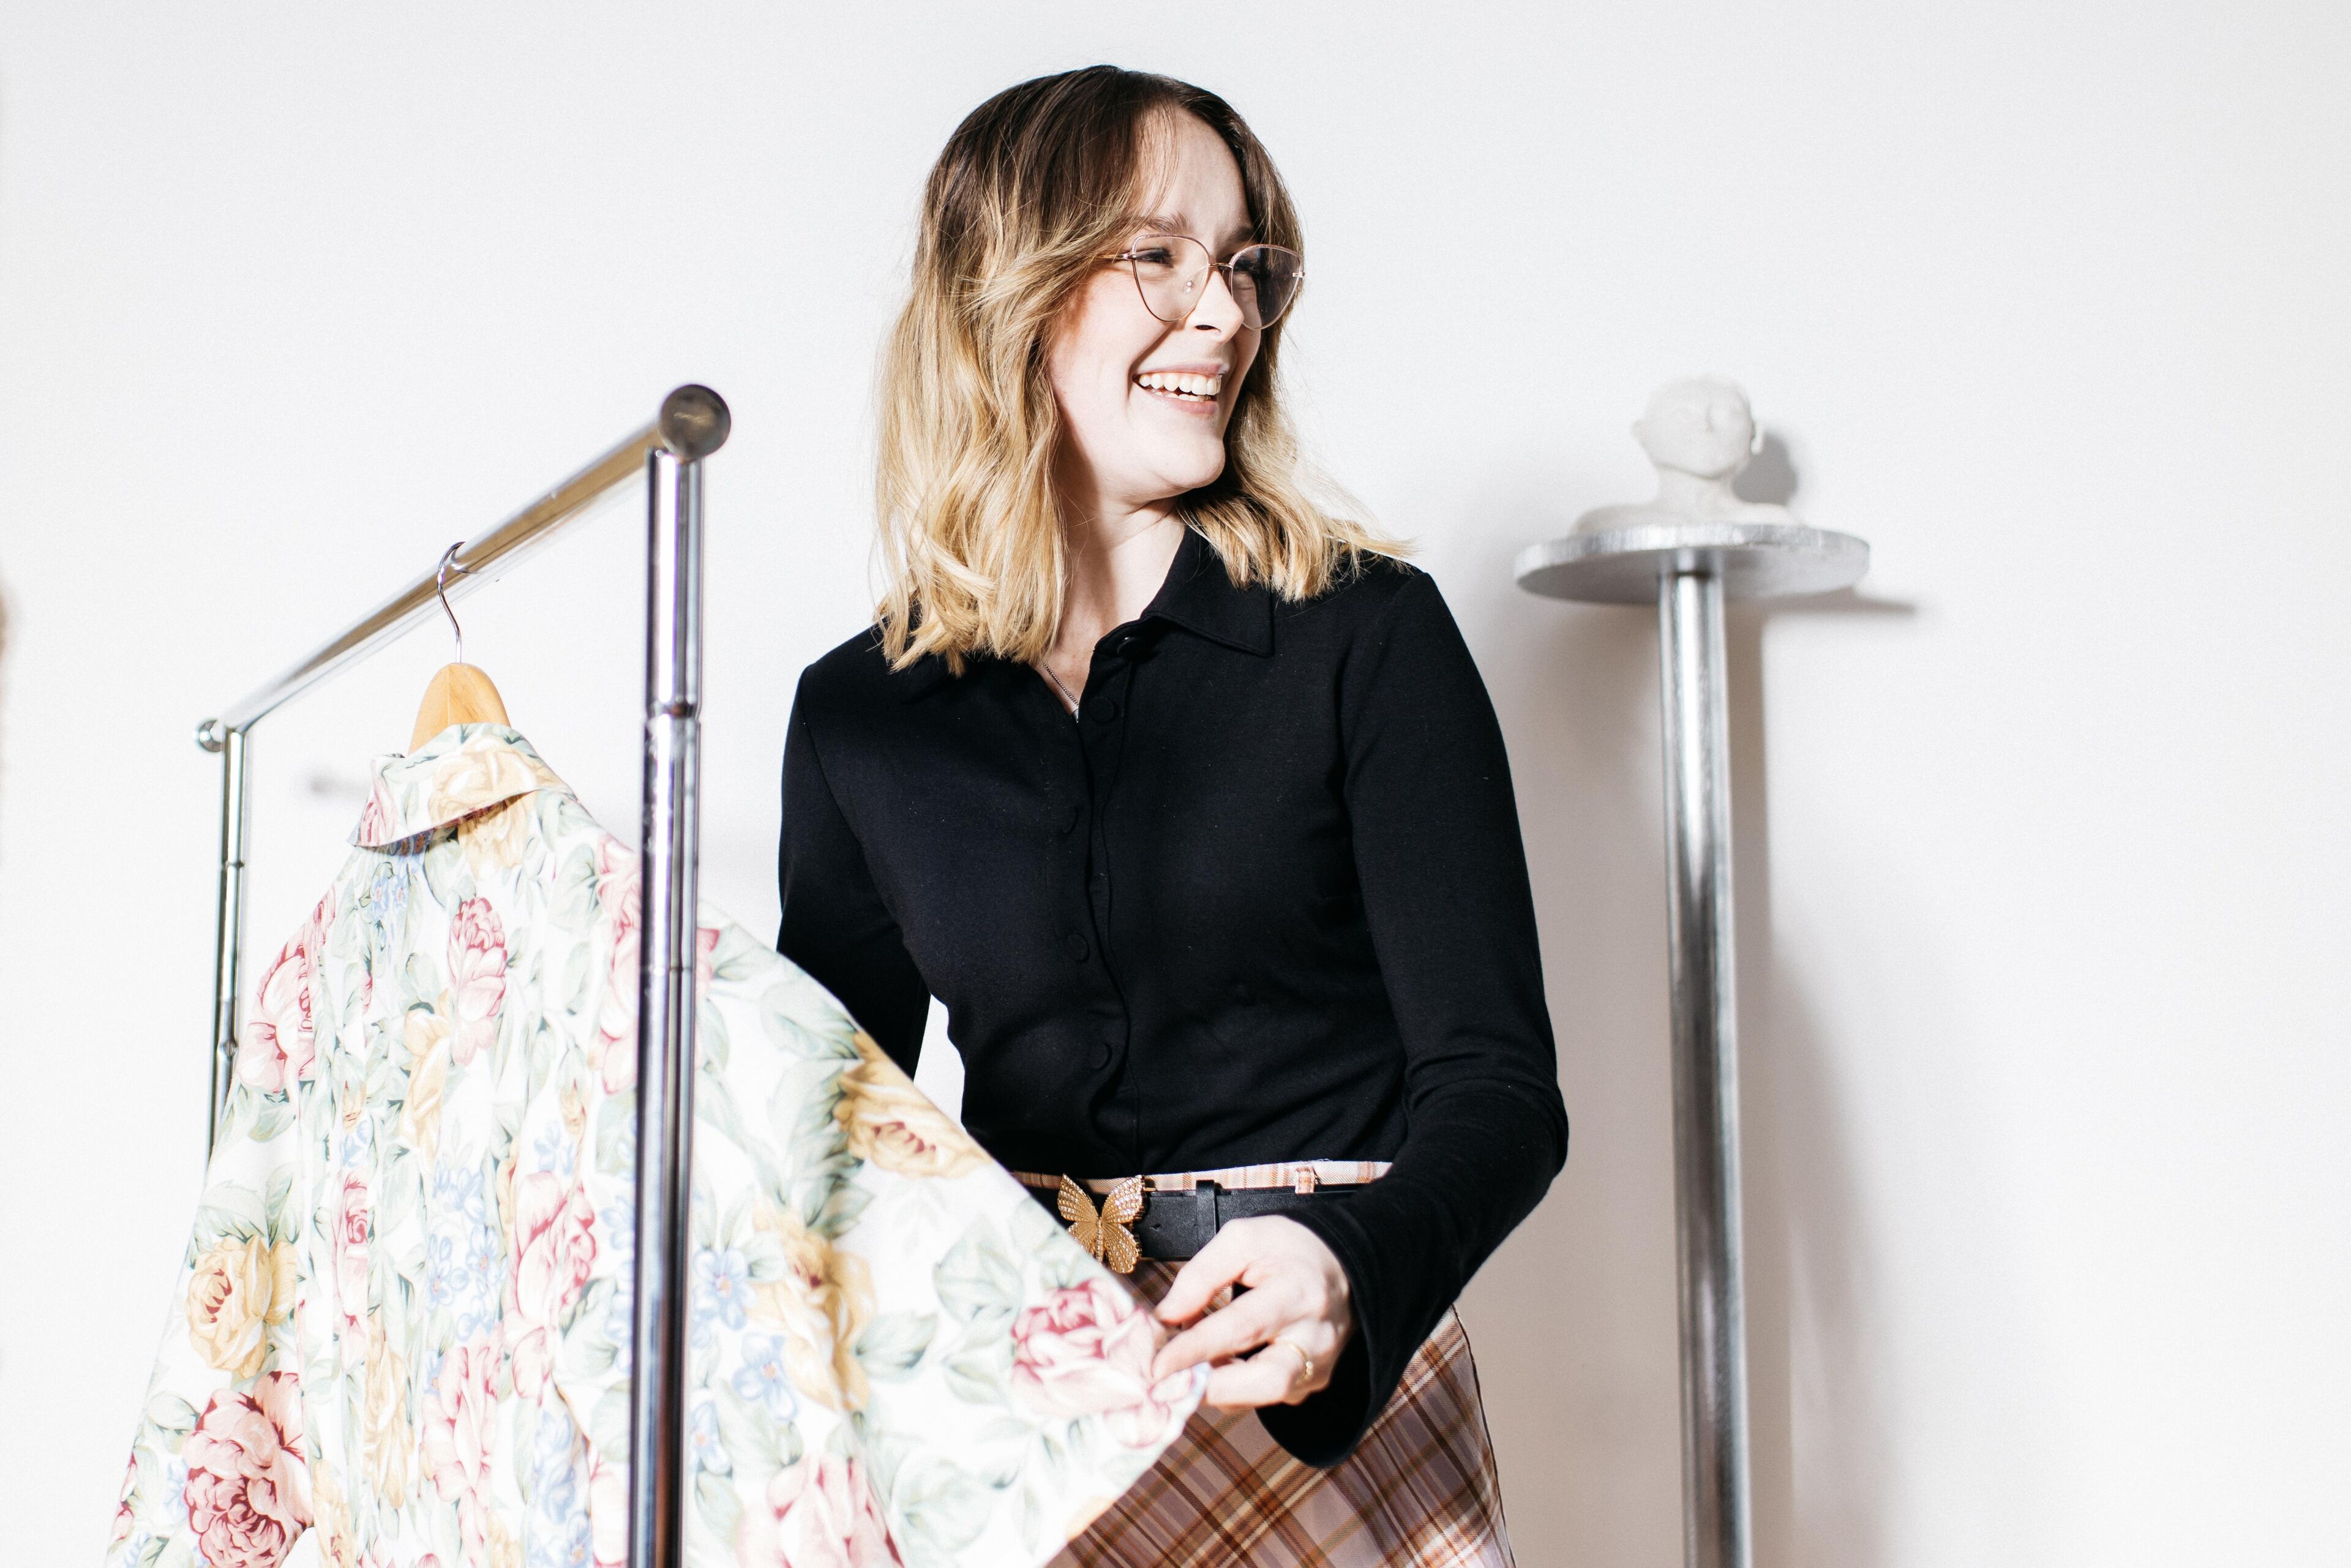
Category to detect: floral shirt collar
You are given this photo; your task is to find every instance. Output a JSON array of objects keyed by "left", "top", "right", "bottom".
[{"left": 352, "top": 722, "right": 572, "bottom": 847}]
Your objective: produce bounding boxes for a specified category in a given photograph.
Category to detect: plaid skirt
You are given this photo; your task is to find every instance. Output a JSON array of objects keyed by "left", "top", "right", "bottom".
[{"left": 1051, "top": 1261, "right": 1517, "bottom": 1568}]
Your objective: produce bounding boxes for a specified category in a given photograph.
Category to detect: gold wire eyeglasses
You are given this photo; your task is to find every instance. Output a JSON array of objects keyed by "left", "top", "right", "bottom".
[{"left": 1101, "top": 233, "right": 1305, "bottom": 331}]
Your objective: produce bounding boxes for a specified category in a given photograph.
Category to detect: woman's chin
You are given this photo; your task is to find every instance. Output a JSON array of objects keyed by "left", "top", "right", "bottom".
[{"left": 1140, "top": 449, "right": 1227, "bottom": 498}]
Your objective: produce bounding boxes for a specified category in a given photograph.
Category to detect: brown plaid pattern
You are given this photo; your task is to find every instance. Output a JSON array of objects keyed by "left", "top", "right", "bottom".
[{"left": 1050, "top": 1261, "right": 1516, "bottom": 1568}]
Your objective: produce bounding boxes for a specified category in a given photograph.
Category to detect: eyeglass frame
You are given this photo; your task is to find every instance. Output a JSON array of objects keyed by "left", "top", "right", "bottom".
[{"left": 1098, "top": 233, "right": 1307, "bottom": 331}]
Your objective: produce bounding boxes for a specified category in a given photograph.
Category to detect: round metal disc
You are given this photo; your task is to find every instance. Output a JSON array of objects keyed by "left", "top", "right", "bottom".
[{"left": 1512, "top": 522, "right": 1870, "bottom": 604}]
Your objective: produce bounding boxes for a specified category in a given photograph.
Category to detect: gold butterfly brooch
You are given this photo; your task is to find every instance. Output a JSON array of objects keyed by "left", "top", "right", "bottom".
[{"left": 1057, "top": 1174, "right": 1145, "bottom": 1274}]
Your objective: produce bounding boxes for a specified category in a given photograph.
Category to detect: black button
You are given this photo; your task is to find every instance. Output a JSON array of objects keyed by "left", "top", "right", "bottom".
[
  {"left": 1086, "top": 696, "right": 1119, "bottom": 722},
  {"left": 1059, "top": 804, "right": 1081, "bottom": 835},
  {"left": 1111, "top": 632, "right": 1136, "bottom": 656},
  {"left": 1063, "top": 931, "right": 1089, "bottom": 961},
  {"left": 1091, "top": 1042, "right": 1113, "bottom": 1069}
]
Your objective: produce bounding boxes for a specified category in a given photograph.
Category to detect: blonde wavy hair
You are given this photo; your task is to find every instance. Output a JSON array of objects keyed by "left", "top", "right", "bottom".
[{"left": 872, "top": 66, "right": 1411, "bottom": 674}]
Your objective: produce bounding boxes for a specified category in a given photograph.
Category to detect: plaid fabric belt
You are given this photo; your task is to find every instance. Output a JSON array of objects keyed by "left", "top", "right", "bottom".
[{"left": 1010, "top": 1161, "right": 1391, "bottom": 1274}]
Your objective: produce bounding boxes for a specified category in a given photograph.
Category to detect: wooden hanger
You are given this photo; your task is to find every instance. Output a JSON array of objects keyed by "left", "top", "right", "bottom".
[{"left": 410, "top": 542, "right": 511, "bottom": 751}]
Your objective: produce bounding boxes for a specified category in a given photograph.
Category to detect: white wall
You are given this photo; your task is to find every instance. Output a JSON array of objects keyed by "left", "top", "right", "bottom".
[{"left": 4, "top": 4, "right": 2345, "bottom": 1563}]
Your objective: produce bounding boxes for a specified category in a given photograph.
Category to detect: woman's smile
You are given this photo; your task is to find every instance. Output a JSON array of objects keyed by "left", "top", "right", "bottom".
[{"left": 1134, "top": 364, "right": 1227, "bottom": 415}]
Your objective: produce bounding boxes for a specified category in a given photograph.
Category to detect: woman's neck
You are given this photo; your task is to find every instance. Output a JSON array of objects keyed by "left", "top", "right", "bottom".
[{"left": 1054, "top": 502, "right": 1185, "bottom": 653}]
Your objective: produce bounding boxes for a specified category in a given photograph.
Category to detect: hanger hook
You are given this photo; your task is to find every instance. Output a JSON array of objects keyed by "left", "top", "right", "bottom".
[{"left": 436, "top": 541, "right": 473, "bottom": 666}]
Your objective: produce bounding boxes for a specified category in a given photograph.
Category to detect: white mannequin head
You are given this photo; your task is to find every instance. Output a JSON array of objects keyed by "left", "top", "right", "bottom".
[
  {"left": 1572, "top": 374, "right": 1798, "bottom": 533},
  {"left": 1633, "top": 376, "right": 1763, "bottom": 481}
]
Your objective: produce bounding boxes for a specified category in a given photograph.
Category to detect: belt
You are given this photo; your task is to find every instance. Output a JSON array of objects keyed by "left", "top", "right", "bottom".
[{"left": 1010, "top": 1161, "right": 1391, "bottom": 1274}]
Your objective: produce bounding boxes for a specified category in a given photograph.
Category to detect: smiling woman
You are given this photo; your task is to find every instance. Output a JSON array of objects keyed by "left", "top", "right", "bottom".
[
  {"left": 781, "top": 65, "right": 1565, "bottom": 1567},
  {"left": 872, "top": 68, "right": 1392, "bottom": 682}
]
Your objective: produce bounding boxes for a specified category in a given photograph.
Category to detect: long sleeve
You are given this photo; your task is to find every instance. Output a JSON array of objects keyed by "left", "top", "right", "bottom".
[
  {"left": 777, "top": 667, "right": 934, "bottom": 1075},
  {"left": 1262, "top": 568, "right": 1570, "bottom": 1466},
  {"left": 108, "top": 935, "right": 316, "bottom": 1568}
]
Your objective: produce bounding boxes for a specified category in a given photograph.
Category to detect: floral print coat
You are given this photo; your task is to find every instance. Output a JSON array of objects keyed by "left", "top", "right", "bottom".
[{"left": 107, "top": 724, "right": 1203, "bottom": 1568}]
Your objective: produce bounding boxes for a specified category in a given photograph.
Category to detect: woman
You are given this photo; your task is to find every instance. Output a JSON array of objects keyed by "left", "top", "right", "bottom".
[{"left": 777, "top": 66, "right": 1566, "bottom": 1566}]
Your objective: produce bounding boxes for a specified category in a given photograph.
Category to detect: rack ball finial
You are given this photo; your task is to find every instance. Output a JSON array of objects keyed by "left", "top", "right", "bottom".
[{"left": 658, "top": 385, "right": 731, "bottom": 461}]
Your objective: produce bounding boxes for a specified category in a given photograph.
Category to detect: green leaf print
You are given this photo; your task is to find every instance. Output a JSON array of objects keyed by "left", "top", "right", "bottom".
[
  {"left": 420, "top": 830, "right": 468, "bottom": 908},
  {"left": 942, "top": 1339, "right": 1014, "bottom": 1405},
  {"left": 892, "top": 1454, "right": 992, "bottom": 1561},
  {"left": 806, "top": 1179, "right": 872, "bottom": 1241},
  {"left": 693, "top": 1467, "right": 743, "bottom": 1544},
  {"left": 935, "top": 1221, "right": 1022, "bottom": 1330},
  {"left": 855, "top": 1311, "right": 938, "bottom": 1379},
  {"left": 143, "top": 1393, "right": 199, "bottom": 1440},
  {"left": 193, "top": 1182, "right": 266, "bottom": 1245}
]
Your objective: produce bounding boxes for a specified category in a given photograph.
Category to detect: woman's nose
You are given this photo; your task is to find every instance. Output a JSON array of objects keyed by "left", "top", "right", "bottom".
[{"left": 1185, "top": 265, "right": 1247, "bottom": 336}]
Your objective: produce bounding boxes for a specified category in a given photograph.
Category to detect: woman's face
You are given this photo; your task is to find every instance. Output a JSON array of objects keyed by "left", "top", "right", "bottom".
[{"left": 1046, "top": 112, "right": 1262, "bottom": 519}]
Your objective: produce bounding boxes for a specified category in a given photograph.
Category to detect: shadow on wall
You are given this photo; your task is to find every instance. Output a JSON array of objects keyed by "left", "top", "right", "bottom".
[
  {"left": 1460, "top": 427, "right": 1914, "bottom": 1568},
  {"left": 0, "top": 570, "right": 10, "bottom": 843}
]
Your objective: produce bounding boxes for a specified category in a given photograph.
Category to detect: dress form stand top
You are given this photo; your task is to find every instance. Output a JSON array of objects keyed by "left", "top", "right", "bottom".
[{"left": 1513, "top": 375, "right": 1867, "bottom": 606}]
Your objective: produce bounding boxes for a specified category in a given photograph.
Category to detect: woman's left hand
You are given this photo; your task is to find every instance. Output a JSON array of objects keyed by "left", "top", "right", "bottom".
[{"left": 1147, "top": 1215, "right": 1354, "bottom": 1409}]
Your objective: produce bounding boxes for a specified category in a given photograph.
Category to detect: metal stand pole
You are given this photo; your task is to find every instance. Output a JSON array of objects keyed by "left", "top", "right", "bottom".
[
  {"left": 1516, "top": 516, "right": 1869, "bottom": 1568},
  {"left": 1660, "top": 569, "right": 1749, "bottom": 1568},
  {"left": 198, "top": 721, "right": 251, "bottom": 1154},
  {"left": 628, "top": 385, "right": 730, "bottom": 1568}
]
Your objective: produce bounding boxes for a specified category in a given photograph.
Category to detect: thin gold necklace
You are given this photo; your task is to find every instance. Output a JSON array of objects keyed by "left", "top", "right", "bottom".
[{"left": 1042, "top": 661, "right": 1081, "bottom": 716}]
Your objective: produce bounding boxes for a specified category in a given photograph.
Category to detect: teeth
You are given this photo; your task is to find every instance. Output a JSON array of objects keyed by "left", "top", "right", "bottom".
[{"left": 1136, "top": 370, "right": 1223, "bottom": 400}]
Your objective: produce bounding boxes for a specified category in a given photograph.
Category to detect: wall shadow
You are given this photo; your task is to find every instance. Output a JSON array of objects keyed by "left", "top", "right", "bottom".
[
  {"left": 0, "top": 565, "right": 11, "bottom": 862},
  {"left": 1728, "top": 591, "right": 1911, "bottom": 1568}
]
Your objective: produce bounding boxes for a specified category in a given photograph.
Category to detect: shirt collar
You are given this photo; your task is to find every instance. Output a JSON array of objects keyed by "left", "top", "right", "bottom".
[
  {"left": 353, "top": 722, "right": 572, "bottom": 847},
  {"left": 1141, "top": 523, "right": 1277, "bottom": 657},
  {"left": 896, "top": 525, "right": 1274, "bottom": 703}
]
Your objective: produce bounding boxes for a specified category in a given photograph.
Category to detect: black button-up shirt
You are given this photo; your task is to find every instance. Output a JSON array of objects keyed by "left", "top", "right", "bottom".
[{"left": 776, "top": 524, "right": 1568, "bottom": 1463}]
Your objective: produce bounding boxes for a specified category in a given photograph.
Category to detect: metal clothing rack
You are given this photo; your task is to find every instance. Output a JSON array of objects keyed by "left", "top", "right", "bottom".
[{"left": 192, "top": 384, "right": 730, "bottom": 1568}]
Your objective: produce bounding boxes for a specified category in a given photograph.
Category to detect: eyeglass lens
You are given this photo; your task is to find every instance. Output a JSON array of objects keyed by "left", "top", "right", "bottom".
[{"left": 1127, "top": 234, "right": 1302, "bottom": 330}]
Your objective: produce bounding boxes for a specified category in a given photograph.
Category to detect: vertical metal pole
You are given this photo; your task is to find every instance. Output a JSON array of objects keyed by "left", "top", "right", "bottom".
[
  {"left": 629, "top": 386, "right": 727, "bottom": 1568},
  {"left": 1658, "top": 568, "right": 1752, "bottom": 1568},
  {"left": 201, "top": 722, "right": 252, "bottom": 1154}
]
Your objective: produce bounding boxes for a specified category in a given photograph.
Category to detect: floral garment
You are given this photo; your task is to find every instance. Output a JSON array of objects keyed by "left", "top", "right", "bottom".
[{"left": 108, "top": 723, "right": 1204, "bottom": 1568}]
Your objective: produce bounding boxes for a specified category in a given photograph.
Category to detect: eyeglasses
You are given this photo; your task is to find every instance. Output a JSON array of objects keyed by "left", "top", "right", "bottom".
[{"left": 1101, "top": 234, "right": 1305, "bottom": 331}]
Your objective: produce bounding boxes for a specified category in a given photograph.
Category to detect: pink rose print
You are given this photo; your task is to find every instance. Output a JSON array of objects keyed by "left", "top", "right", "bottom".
[
  {"left": 108, "top": 1447, "right": 137, "bottom": 1551},
  {"left": 734, "top": 1454, "right": 902, "bottom": 1568},
  {"left": 239, "top": 923, "right": 318, "bottom": 1095},
  {"left": 334, "top": 1172, "right": 372, "bottom": 1333},
  {"left": 504, "top": 1171, "right": 597, "bottom": 1395},
  {"left": 182, "top": 1370, "right": 312, "bottom": 1568},
  {"left": 590, "top": 1457, "right": 628, "bottom": 1567},
  {"left": 355, "top": 785, "right": 392, "bottom": 846},
  {"left": 1009, "top": 1278, "right": 1193, "bottom": 1447},
  {"left": 508, "top": 1325, "right": 554, "bottom": 1402},
  {"left": 446, "top": 898, "right": 508, "bottom": 1066},
  {"left": 594, "top": 839, "right": 641, "bottom": 1093},
  {"left": 422, "top": 1337, "right": 498, "bottom": 1557},
  {"left": 509, "top": 1171, "right": 598, "bottom": 1323}
]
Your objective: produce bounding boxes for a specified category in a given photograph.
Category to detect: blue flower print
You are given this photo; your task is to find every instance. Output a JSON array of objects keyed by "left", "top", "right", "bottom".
[
  {"left": 527, "top": 1406, "right": 590, "bottom": 1568},
  {"left": 690, "top": 1246, "right": 751, "bottom": 1350},
  {"left": 426, "top": 1166, "right": 504, "bottom": 1337},
  {"left": 730, "top": 1333, "right": 797, "bottom": 1419},
  {"left": 533, "top": 1120, "right": 577, "bottom": 1182},
  {"left": 340, "top": 1111, "right": 376, "bottom": 1168},
  {"left": 528, "top": 1514, "right": 592, "bottom": 1568},
  {"left": 362, "top": 855, "right": 412, "bottom": 936},
  {"left": 688, "top": 1397, "right": 728, "bottom": 1474}
]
